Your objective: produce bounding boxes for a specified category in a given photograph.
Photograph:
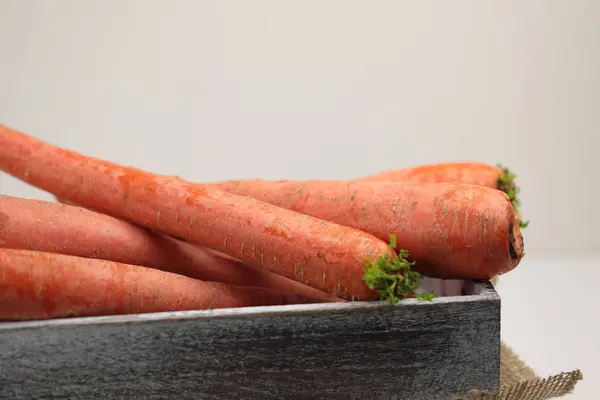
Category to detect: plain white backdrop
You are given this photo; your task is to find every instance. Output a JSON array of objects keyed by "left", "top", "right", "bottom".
[{"left": 1, "top": 1, "right": 598, "bottom": 398}]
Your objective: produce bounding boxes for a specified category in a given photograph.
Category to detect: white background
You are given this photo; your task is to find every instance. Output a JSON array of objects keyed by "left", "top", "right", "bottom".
[{"left": 1, "top": 1, "right": 598, "bottom": 398}]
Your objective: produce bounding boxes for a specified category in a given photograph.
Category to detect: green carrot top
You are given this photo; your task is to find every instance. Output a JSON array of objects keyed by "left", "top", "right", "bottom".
[
  {"left": 362, "top": 234, "right": 435, "bottom": 304},
  {"left": 496, "top": 164, "right": 529, "bottom": 229}
]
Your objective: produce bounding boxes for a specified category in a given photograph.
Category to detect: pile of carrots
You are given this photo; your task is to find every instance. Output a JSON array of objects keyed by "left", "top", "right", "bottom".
[{"left": 0, "top": 124, "right": 526, "bottom": 321}]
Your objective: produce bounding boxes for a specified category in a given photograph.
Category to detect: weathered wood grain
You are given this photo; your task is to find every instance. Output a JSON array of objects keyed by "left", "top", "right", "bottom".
[{"left": 0, "top": 281, "right": 500, "bottom": 400}]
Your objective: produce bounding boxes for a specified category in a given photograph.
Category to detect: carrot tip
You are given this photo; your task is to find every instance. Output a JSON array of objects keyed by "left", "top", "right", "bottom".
[{"left": 496, "top": 164, "right": 529, "bottom": 229}]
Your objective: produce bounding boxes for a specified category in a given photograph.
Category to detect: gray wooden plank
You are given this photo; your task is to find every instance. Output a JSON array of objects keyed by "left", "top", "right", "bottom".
[{"left": 0, "top": 281, "right": 500, "bottom": 400}]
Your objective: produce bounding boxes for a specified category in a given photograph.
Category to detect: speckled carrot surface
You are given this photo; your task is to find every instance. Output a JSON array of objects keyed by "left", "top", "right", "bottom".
[{"left": 0, "top": 125, "right": 398, "bottom": 301}]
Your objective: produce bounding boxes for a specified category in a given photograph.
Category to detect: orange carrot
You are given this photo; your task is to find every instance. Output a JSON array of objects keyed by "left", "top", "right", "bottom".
[
  {"left": 0, "top": 194, "right": 341, "bottom": 303},
  {"left": 358, "top": 162, "right": 502, "bottom": 186},
  {"left": 0, "top": 125, "right": 399, "bottom": 301},
  {"left": 357, "top": 161, "right": 528, "bottom": 228},
  {"left": 211, "top": 179, "right": 524, "bottom": 280},
  {"left": 0, "top": 248, "right": 317, "bottom": 321},
  {"left": 54, "top": 196, "right": 253, "bottom": 264}
]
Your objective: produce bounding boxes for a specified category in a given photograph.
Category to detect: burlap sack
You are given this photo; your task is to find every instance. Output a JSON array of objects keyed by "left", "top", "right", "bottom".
[{"left": 455, "top": 342, "right": 582, "bottom": 399}]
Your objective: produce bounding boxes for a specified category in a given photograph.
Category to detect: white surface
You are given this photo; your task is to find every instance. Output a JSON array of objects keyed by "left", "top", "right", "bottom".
[
  {"left": 0, "top": 2, "right": 598, "bottom": 397},
  {"left": 0, "top": 0, "right": 599, "bottom": 257},
  {"left": 495, "top": 258, "right": 598, "bottom": 399}
]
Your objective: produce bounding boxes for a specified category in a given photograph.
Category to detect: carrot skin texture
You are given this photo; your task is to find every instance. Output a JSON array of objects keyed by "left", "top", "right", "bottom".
[
  {"left": 55, "top": 196, "right": 253, "bottom": 266},
  {"left": 357, "top": 162, "right": 503, "bottom": 188},
  {"left": 0, "top": 249, "right": 317, "bottom": 321},
  {"left": 0, "top": 195, "right": 342, "bottom": 303},
  {"left": 0, "top": 125, "right": 396, "bottom": 301},
  {"left": 212, "top": 179, "right": 524, "bottom": 280}
]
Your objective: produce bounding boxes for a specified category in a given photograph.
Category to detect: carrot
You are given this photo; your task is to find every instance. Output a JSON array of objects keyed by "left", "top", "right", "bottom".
[
  {"left": 0, "top": 194, "right": 341, "bottom": 303},
  {"left": 0, "top": 248, "right": 318, "bottom": 321},
  {"left": 0, "top": 125, "right": 400, "bottom": 301},
  {"left": 210, "top": 179, "right": 525, "bottom": 280},
  {"left": 357, "top": 161, "right": 528, "bottom": 228},
  {"left": 358, "top": 162, "right": 502, "bottom": 186},
  {"left": 54, "top": 195, "right": 435, "bottom": 304},
  {"left": 52, "top": 196, "right": 421, "bottom": 304},
  {"left": 54, "top": 195, "right": 251, "bottom": 264}
]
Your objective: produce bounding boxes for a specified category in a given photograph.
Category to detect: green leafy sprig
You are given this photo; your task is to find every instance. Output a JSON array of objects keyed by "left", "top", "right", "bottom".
[
  {"left": 496, "top": 163, "right": 529, "bottom": 229},
  {"left": 363, "top": 234, "right": 435, "bottom": 304}
]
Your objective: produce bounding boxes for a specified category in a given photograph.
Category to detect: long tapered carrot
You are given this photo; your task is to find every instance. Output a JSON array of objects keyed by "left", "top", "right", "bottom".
[
  {"left": 51, "top": 196, "right": 424, "bottom": 303},
  {"left": 0, "top": 125, "right": 400, "bottom": 301},
  {"left": 0, "top": 194, "right": 341, "bottom": 303},
  {"left": 357, "top": 161, "right": 528, "bottom": 228},
  {"left": 210, "top": 179, "right": 524, "bottom": 280},
  {"left": 0, "top": 248, "right": 317, "bottom": 321}
]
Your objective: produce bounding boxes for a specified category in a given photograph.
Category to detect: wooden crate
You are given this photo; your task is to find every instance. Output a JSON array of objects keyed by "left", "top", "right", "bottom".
[{"left": 0, "top": 280, "right": 500, "bottom": 400}]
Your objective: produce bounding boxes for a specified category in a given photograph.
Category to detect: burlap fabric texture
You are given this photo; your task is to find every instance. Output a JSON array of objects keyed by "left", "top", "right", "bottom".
[{"left": 455, "top": 342, "right": 582, "bottom": 400}]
